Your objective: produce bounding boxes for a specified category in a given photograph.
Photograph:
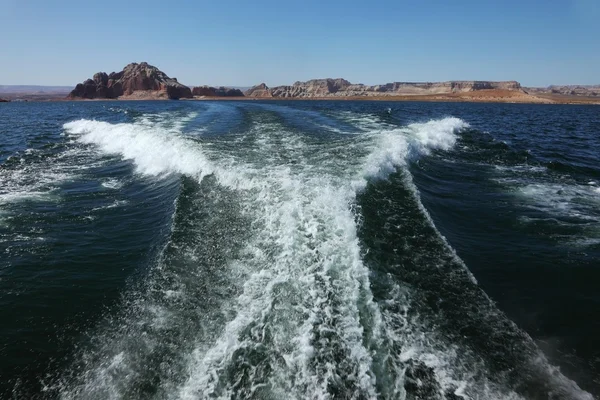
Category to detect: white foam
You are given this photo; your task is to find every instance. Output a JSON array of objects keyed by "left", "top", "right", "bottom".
[
  {"left": 101, "top": 179, "right": 123, "bottom": 190},
  {"left": 58, "top": 115, "right": 471, "bottom": 397},
  {"left": 0, "top": 166, "right": 70, "bottom": 207},
  {"left": 335, "top": 111, "right": 393, "bottom": 132},
  {"left": 494, "top": 165, "right": 546, "bottom": 173},
  {"left": 91, "top": 200, "right": 128, "bottom": 212},
  {"left": 176, "top": 131, "right": 380, "bottom": 399},
  {"left": 64, "top": 119, "right": 214, "bottom": 180},
  {"left": 375, "top": 280, "right": 532, "bottom": 400},
  {"left": 0, "top": 140, "right": 107, "bottom": 213},
  {"left": 174, "top": 117, "right": 472, "bottom": 398},
  {"left": 0, "top": 190, "right": 57, "bottom": 205},
  {"left": 518, "top": 183, "right": 600, "bottom": 222},
  {"left": 405, "top": 117, "right": 468, "bottom": 155},
  {"left": 353, "top": 117, "right": 469, "bottom": 192}
]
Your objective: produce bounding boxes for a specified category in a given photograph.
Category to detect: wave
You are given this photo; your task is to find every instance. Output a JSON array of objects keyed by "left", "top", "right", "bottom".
[
  {"left": 357, "top": 117, "right": 468, "bottom": 185},
  {"left": 64, "top": 119, "right": 214, "bottom": 179}
]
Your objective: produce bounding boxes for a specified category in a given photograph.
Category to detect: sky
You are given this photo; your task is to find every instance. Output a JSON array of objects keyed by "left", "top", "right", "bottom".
[{"left": 0, "top": 0, "right": 598, "bottom": 87}]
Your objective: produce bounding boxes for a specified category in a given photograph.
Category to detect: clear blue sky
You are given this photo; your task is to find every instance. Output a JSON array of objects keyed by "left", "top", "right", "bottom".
[{"left": 1, "top": 0, "right": 598, "bottom": 87}]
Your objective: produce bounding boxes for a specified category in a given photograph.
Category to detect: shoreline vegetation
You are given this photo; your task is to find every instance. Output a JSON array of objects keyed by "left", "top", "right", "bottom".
[{"left": 2, "top": 62, "right": 598, "bottom": 105}]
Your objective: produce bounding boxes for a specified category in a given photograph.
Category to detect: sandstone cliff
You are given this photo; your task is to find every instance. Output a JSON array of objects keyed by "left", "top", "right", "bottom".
[
  {"left": 245, "top": 79, "right": 523, "bottom": 98},
  {"left": 69, "top": 62, "right": 192, "bottom": 100}
]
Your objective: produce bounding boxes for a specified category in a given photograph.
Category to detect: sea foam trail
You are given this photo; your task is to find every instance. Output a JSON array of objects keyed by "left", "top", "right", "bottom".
[
  {"left": 170, "top": 116, "right": 476, "bottom": 399},
  {"left": 59, "top": 113, "right": 593, "bottom": 400},
  {"left": 61, "top": 115, "right": 465, "bottom": 399},
  {"left": 63, "top": 115, "right": 381, "bottom": 398},
  {"left": 174, "top": 133, "right": 381, "bottom": 398},
  {"left": 62, "top": 114, "right": 466, "bottom": 398}
]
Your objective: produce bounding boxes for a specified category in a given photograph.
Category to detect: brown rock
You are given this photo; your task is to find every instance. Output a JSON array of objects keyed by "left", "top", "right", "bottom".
[
  {"left": 192, "top": 86, "right": 217, "bottom": 96},
  {"left": 244, "top": 83, "right": 273, "bottom": 98},
  {"left": 69, "top": 62, "right": 192, "bottom": 100},
  {"left": 246, "top": 79, "right": 524, "bottom": 98}
]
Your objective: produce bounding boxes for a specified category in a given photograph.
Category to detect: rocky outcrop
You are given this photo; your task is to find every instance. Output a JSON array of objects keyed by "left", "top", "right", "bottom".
[
  {"left": 0, "top": 98, "right": 9, "bottom": 102},
  {"left": 192, "top": 86, "right": 217, "bottom": 96},
  {"left": 192, "top": 86, "right": 244, "bottom": 97},
  {"left": 214, "top": 87, "right": 244, "bottom": 97},
  {"left": 244, "top": 83, "right": 272, "bottom": 98},
  {"left": 525, "top": 85, "right": 599, "bottom": 97},
  {"left": 270, "top": 78, "right": 352, "bottom": 97},
  {"left": 245, "top": 79, "right": 524, "bottom": 98},
  {"left": 69, "top": 62, "right": 192, "bottom": 100}
]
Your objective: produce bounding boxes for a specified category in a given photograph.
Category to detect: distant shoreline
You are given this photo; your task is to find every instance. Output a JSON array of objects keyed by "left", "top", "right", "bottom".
[
  {"left": 4, "top": 61, "right": 599, "bottom": 105},
  {"left": 2, "top": 92, "right": 599, "bottom": 105},
  {"left": 183, "top": 92, "right": 600, "bottom": 105}
]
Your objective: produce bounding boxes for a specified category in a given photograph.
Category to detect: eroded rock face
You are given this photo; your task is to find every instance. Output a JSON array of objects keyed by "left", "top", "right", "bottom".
[
  {"left": 69, "top": 62, "right": 192, "bottom": 100},
  {"left": 244, "top": 83, "right": 272, "bottom": 98},
  {"left": 192, "top": 86, "right": 244, "bottom": 97},
  {"left": 245, "top": 79, "right": 524, "bottom": 98},
  {"left": 526, "top": 85, "right": 599, "bottom": 97},
  {"left": 268, "top": 78, "right": 352, "bottom": 98}
]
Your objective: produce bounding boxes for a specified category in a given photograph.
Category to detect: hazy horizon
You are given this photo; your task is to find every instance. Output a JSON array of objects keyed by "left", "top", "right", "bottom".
[{"left": 1, "top": 0, "right": 598, "bottom": 87}]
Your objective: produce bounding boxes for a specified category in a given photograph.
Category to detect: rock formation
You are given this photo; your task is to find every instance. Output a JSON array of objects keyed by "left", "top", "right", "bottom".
[
  {"left": 245, "top": 79, "right": 524, "bottom": 98},
  {"left": 270, "top": 78, "right": 352, "bottom": 97},
  {"left": 192, "top": 86, "right": 244, "bottom": 97},
  {"left": 0, "top": 98, "right": 9, "bottom": 102},
  {"left": 244, "top": 83, "right": 272, "bottom": 98},
  {"left": 69, "top": 62, "right": 192, "bottom": 100},
  {"left": 191, "top": 86, "right": 217, "bottom": 97},
  {"left": 525, "top": 85, "right": 599, "bottom": 97},
  {"left": 214, "top": 87, "right": 244, "bottom": 97}
]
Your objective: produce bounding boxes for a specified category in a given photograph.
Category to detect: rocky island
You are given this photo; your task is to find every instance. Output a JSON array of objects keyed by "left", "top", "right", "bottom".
[
  {"left": 68, "top": 62, "right": 245, "bottom": 100},
  {"left": 69, "top": 62, "right": 193, "bottom": 100}
]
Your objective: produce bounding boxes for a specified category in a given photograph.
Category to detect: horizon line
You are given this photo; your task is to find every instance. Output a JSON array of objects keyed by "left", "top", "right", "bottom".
[{"left": 2, "top": 80, "right": 600, "bottom": 90}]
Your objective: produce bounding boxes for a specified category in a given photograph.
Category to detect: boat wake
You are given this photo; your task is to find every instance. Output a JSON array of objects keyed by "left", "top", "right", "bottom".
[{"left": 52, "top": 107, "right": 593, "bottom": 400}]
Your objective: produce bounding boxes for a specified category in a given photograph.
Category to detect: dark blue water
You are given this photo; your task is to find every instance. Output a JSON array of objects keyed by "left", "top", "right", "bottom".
[{"left": 0, "top": 100, "right": 598, "bottom": 399}]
